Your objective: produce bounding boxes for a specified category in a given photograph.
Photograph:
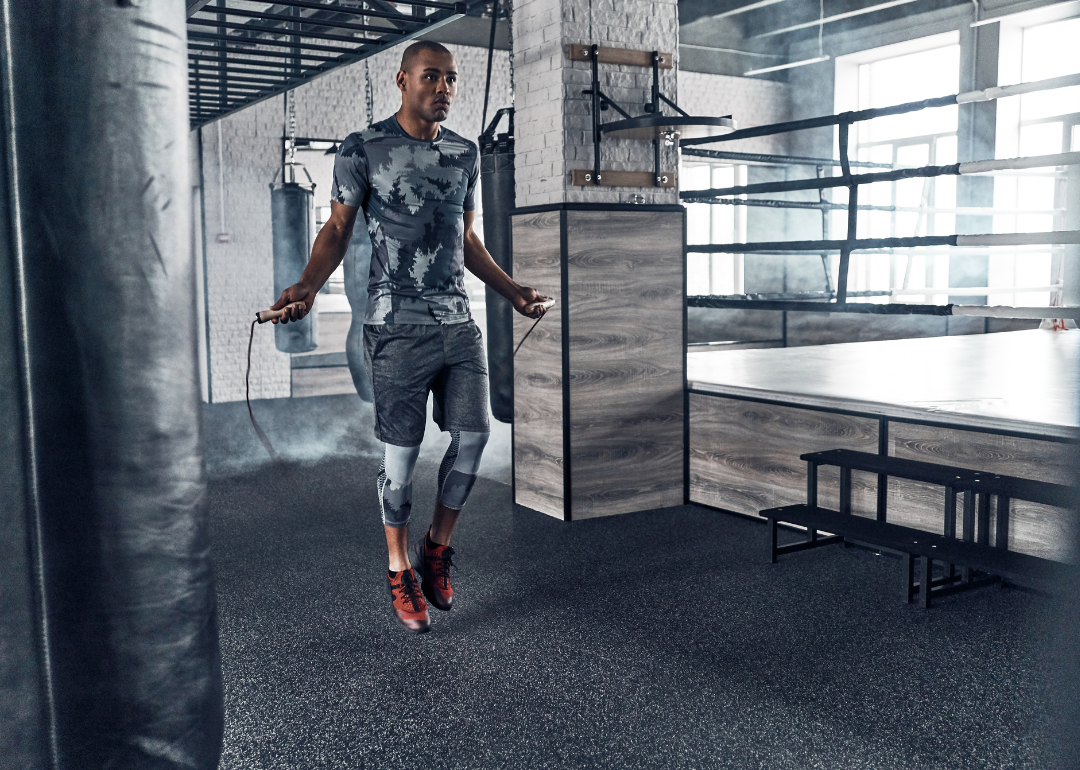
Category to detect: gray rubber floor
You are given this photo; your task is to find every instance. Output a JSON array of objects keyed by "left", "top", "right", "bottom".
[{"left": 206, "top": 396, "right": 1070, "bottom": 769}]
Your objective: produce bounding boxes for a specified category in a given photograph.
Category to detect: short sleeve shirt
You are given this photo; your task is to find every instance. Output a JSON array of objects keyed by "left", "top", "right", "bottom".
[{"left": 330, "top": 116, "right": 479, "bottom": 325}]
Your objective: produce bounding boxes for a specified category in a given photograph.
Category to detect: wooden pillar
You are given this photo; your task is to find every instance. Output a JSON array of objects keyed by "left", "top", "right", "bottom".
[{"left": 512, "top": 204, "right": 686, "bottom": 520}]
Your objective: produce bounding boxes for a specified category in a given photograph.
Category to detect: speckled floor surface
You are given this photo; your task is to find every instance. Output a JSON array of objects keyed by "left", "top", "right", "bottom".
[{"left": 207, "top": 431, "right": 1068, "bottom": 769}]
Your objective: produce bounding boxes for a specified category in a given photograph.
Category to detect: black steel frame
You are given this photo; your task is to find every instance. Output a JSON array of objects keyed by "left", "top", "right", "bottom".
[
  {"left": 187, "top": 0, "right": 466, "bottom": 128},
  {"left": 680, "top": 91, "right": 989, "bottom": 308},
  {"left": 581, "top": 45, "right": 696, "bottom": 188}
]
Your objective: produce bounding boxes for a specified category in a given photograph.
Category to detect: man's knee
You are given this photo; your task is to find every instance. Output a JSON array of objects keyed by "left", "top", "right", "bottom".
[
  {"left": 438, "top": 430, "right": 489, "bottom": 510},
  {"left": 380, "top": 443, "right": 421, "bottom": 528}
]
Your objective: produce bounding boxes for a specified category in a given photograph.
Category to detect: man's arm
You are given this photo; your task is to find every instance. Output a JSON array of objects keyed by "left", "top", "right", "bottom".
[
  {"left": 462, "top": 210, "right": 550, "bottom": 319},
  {"left": 270, "top": 200, "right": 359, "bottom": 323}
]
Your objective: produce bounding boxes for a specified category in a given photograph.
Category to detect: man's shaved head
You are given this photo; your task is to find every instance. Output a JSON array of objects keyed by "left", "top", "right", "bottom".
[{"left": 400, "top": 40, "right": 452, "bottom": 73}]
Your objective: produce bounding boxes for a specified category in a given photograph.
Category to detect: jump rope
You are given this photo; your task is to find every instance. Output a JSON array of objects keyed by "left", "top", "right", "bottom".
[{"left": 244, "top": 297, "right": 555, "bottom": 465}]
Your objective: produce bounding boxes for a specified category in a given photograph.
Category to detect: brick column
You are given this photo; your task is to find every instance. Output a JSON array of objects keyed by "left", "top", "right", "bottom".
[{"left": 512, "top": 0, "right": 680, "bottom": 206}]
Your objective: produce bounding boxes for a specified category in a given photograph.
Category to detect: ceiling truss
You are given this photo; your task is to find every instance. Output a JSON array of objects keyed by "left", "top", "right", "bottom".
[{"left": 187, "top": 0, "right": 465, "bottom": 128}]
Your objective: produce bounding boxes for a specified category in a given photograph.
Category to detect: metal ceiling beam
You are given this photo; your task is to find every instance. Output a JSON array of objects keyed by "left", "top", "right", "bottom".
[
  {"left": 187, "top": 0, "right": 466, "bottom": 128},
  {"left": 188, "top": 30, "right": 370, "bottom": 55},
  {"left": 186, "top": 16, "right": 389, "bottom": 43},
  {"left": 190, "top": 6, "right": 413, "bottom": 35},
  {"left": 188, "top": 43, "right": 346, "bottom": 61}
]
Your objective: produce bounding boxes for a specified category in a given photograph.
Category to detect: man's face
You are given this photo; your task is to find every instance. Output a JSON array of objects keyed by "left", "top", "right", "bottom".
[{"left": 397, "top": 50, "right": 457, "bottom": 123}]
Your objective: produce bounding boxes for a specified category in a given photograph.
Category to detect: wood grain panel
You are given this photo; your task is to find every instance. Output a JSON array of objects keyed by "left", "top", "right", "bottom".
[
  {"left": 889, "top": 423, "right": 1077, "bottom": 562},
  {"left": 567, "top": 44, "right": 674, "bottom": 68},
  {"left": 566, "top": 210, "right": 685, "bottom": 518},
  {"left": 689, "top": 395, "right": 879, "bottom": 517},
  {"left": 512, "top": 211, "right": 565, "bottom": 519}
]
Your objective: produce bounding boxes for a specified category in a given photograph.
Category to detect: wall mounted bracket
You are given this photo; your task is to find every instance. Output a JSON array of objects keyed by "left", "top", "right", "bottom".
[{"left": 574, "top": 43, "right": 737, "bottom": 188}]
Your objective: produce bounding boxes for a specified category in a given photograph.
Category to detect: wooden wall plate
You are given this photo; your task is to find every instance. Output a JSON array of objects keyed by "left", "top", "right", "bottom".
[{"left": 567, "top": 44, "right": 674, "bottom": 69}]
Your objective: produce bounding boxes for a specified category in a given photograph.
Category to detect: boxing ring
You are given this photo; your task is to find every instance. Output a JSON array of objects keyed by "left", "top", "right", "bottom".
[{"left": 677, "top": 73, "right": 1079, "bottom": 564}]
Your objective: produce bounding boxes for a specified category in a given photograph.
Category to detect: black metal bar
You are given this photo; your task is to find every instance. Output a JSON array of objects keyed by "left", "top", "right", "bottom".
[
  {"left": 265, "top": 0, "right": 457, "bottom": 13},
  {"left": 681, "top": 162, "right": 962, "bottom": 200},
  {"left": 680, "top": 94, "right": 960, "bottom": 147},
  {"left": 217, "top": 0, "right": 227, "bottom": 115},
  {"left": 188, "top": 59, "right": 308, "bottom": 78},
  {"left": 920, "top": 556, "right": 933, "bottom": 608},
  {"left": 187, "top": 16, "right": 392, "bottom": 44},
  {"left": 190, "top": 4, "right": 424, "bottom": 34},
  {"left": 977, "top": 493, "right": 991, "bottom": 546},
  {"left": 944, "top": 483, "right": 957, "bottom": 580},
  {"left": 481, "top": 2, "right": 498, "bottom": 133},
  {"left": 591, "top": 45, "right": 600, "bottom": 185},
  {"left": 190, "top": 83, "right": 270, "bottom": 94},
  {"left": 687, "top": 297, "right": 957, "bottom": 315},
  {"left": 659, "top": 92, "right": 690, "bottom": 118},
  {"left": 839, "top": 467, "right": 852, "bottom": 515},
  {"left": 190, "top": 73, "right": 289, "bottom": 87},
  {"left": 681, "top": 147, "right": 892, "bottom": 168},
  {"left": 651, "top": 51, "right": 660, "bottom": 185},
  {"left": 187, "top": 29, "right": 371, "bottom": 55},
  {"left": 876, "top": 419, "right": 888, "bottom": 522},
  {"left": 962, "top": 489, "right": 975, "bottom": 583},
  {"left": 807, "top": 461, "right": 818, "bottom": 507},
  {"left": 188, "top": 43, "right": 349, "bottom": 61},
  {"left": 996, "top": 496, "right": 1010, "bottom": 550},
  {"left": 687, "top": 234, "right": 958, "bottom": 253},
  {"left": 905, "top": 553, "right": 916, "bottom": 603},
  {"left": 944, "top": 485, "right": 957, "bottom": 539},
  {"left": 769, "top": 517, "right": 778, "bottom": 563},
  {"left": 680, "top": 195, "right": 896, "bottom": 212},
  {"left": 837, "top": 121, "right": 854, "bottom": 304}
]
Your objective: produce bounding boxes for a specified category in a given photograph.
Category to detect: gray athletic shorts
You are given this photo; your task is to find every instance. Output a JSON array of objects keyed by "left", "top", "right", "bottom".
[{"left": 363, "top": 321, "right": 490, "bottom": 447}]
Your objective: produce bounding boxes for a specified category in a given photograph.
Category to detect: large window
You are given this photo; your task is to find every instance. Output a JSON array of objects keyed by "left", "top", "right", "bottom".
[
  {"left": 992, "top": 15, "right": 1080, "bottom": 308},
  {"left": 685, "top": 163, "right": 747, "bottom": 296},
  {"left": 834, "top": 33, "right": 961, "bottom": 303}
]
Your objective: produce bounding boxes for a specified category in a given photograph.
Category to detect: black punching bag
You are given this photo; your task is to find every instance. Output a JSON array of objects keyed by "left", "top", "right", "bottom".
[
  {"left": 479, "top": 109, "right": 515, "bottom": 423},
  {"left": 0, "top": 1, "right": 223, "bottom": 768},
  {"left": 344, "top": 223, "right": 373, "bottom": 402},
  {"left": 271, "top": 166, "right": 318, "bottom": 354}
]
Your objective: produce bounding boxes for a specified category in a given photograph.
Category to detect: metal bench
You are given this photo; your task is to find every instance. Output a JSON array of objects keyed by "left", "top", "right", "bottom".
[{"left": 763, "top": 449, "right": 1076, "bottom": 607}]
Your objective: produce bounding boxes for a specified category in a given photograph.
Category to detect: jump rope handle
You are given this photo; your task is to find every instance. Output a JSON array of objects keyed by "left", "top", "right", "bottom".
[
  {"left": 255, "top": 302, "right": 307, "bottom": 324},
  {"left": 523, "top": 298, "right": 556, "bottom": 314}
]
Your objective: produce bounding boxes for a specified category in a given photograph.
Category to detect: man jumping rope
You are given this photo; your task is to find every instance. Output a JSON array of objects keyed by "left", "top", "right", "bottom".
[{"left": 270, "top": 41, "right": 549, "bottom": 634}]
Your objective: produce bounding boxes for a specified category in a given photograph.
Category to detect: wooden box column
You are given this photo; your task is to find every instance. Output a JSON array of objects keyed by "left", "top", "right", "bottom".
[{"left": 511, "top": 204, "right": 686, "bottom": 520}]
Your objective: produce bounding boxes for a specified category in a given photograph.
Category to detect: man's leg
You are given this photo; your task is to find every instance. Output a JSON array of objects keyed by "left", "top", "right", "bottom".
[
  {"left": 430, "top": 429, "right": 489, "bottom": 544},
  {"left": 413, "top": 429, "right": 488, "bottom": 611},
  {"left": 379, "top": 442, "right": 430, "bottom": 633},
  {"left": 378, "top": 442, "right": 421, "bottom": 570}
]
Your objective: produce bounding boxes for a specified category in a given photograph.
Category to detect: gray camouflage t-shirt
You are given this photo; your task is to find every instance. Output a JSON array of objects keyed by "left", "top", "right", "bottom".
[{"left": 331, "top": 116, "right": 479, "bottom": 325}]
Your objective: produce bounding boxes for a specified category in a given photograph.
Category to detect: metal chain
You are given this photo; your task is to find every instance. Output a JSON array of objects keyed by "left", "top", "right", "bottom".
[
  {"left": 506, "top": 0, "right": 514, "bottom": 104},
  {"left": 364, "top": 59, "right": 374, "bottom": 125}
]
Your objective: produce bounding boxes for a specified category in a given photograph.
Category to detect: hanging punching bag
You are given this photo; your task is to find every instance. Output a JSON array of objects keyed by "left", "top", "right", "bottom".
[
  {"left": 480, "top": 108, "right": 515, "bottom": 423},
  {"left": 344, "top": 222, "right": 373, "bottom": 402},
  {"left": 270, "top": 165, "right": 319, "bottom": 354},
  {"left": 0, "top": 1, "right": 223, "bottom": 767}
]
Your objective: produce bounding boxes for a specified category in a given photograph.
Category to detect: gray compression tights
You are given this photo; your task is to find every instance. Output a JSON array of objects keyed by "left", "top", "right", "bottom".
[{"left": 378, "top": 430, "right": 489, "bottom": 528}]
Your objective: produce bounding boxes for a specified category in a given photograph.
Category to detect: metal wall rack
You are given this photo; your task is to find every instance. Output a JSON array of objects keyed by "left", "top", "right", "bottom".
[{"left": 574, "top": 44, "right": 736, "bottom": 188}]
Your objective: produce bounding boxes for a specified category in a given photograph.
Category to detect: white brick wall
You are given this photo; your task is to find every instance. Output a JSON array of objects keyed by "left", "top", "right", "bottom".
[
  {"left": 678, "top": 72, "right": 792, "bottom": 156},
  {"left": 195, "top": 44, "right": 512, "bottom": 403},
  {"left": 513, "top": 0, "right": 681, "bottom": 206}
]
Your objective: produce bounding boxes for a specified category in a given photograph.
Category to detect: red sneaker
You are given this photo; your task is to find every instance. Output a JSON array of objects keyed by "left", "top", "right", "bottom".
[
  {"left": 412, "top": 533, "right": 455, "bottom": 612},
  {"left": 386, "top": 569, "right": 430, "bottom": 633}
]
